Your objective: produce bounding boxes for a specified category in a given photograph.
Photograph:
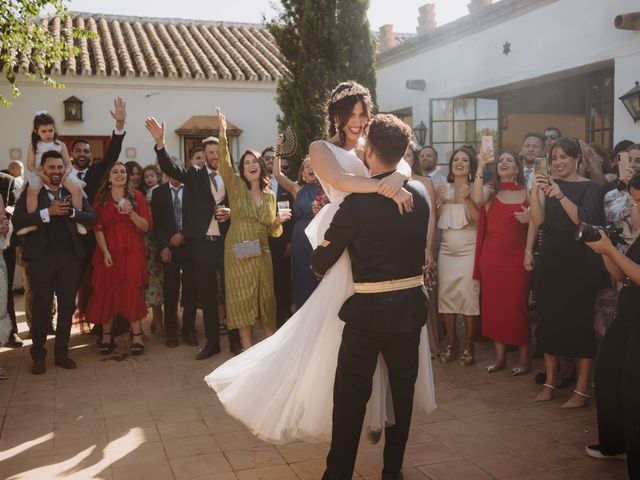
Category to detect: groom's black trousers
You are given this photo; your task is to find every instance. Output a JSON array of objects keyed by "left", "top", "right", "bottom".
[{"left": 323, "top": 323, "right": 421, "bottom": 480}]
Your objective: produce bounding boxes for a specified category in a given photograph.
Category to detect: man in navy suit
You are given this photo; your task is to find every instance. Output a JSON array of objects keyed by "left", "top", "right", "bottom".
[
  {"left": 13, "top": 151, "right": 97, "bottom": 375},
  {"left": 151, "top": 174, "right": 197, "bottom": 348}
]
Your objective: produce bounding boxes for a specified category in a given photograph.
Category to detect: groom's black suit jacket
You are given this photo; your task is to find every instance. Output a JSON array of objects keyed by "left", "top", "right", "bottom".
[{"left": 311, "top": 172, "right": 429, "bottom": 333}]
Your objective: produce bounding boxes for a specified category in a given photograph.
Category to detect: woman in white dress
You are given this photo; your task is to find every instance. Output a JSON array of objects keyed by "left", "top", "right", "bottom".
[{"left": 205, "top": 81, "right": 436, "bottom": 444}]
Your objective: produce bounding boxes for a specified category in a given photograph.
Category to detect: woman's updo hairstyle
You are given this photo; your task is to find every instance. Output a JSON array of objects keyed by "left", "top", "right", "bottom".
[{"left": 324, "top": 81, "right": 374, "bottom": 147}]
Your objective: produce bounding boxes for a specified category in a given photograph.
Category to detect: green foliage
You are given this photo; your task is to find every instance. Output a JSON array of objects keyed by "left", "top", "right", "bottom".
[
  {"left": 0, "top": 0, "right": 93, "bottom": 106},
  {"left": 267, "top": 0, "right": 377, "bottom": 176}
]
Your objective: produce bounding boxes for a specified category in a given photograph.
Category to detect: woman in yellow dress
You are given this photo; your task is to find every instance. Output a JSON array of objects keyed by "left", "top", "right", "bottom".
[{"left": 217, "top": 107, "right": 291, "bottom": 349}]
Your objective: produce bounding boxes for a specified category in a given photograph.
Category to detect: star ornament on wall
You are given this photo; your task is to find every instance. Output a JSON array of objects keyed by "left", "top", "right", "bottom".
[{"left": 503, "top": 41, "right": 511, "bottom": 56}]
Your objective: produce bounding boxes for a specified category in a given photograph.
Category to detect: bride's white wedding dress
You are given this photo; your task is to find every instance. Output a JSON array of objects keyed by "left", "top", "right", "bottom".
[{"left": 205, "top": 141, "right": 436, "bottom": 444}]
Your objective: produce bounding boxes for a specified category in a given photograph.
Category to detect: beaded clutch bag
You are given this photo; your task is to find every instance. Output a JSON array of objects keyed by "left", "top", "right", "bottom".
[{"left": 232, "top": 239, "right": 261, "bottom": 260}]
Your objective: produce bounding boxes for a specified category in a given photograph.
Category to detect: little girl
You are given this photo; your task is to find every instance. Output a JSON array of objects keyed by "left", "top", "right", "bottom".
[{"left": 19, "top": 111, "right": 85, "bottom": 235}]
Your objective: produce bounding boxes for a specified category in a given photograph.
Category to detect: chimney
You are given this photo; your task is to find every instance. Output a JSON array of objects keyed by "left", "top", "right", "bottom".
[
  {"left": 468, "top": 0, "right": 493, "bottom": 14},
  {"left": 417, "top": 3, "right": 437, "bottom": 36},
  {"left": 378, "top": 24, "right": 396, "bottom": 53}
]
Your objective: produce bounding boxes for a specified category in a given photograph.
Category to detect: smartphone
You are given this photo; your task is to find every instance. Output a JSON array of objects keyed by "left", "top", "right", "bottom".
[
  {"left": 618, "top": 152, "right": 630, "bottom": 175},
  {"left": 534, "top": 156, "right": 549, "bottom": 176},
  {"left": 481, "top": 136, "right": 494, "bottom": 154}
]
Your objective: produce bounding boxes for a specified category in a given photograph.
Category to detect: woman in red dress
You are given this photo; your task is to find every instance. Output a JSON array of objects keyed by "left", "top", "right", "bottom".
[
  {"left": 87, "top": 162, "right": 152, "bottom": 355},
  {"left": 472, "top": 150, "right": 534, "bottom": 375}
]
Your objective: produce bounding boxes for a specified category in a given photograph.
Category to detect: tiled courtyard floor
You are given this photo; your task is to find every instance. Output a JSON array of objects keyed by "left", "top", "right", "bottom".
[{"left": 0, "top": 300, "right": 629, "bottom": 480}]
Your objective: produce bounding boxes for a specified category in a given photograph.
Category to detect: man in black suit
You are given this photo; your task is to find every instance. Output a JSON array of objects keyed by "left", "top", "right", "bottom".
[
  {"left": 13, "top": 150, "right": 97, "bottom": 375},
  {"left": 312, "top": 114, "right": 430, "bottom": 480},
  {"left": 151, "top": 174, "right": 197, "bottom": 348},
  {"left": 264, "top": 146, "right": 294, "bottom": 327},
  {"left": 145, "top": 117, "right": 241, "bottom": 359}
]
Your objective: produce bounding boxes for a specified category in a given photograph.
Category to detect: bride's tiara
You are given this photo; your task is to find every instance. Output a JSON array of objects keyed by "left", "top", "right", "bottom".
[{"left": 330, "top": 84, "right": 370, "bottom": 104}]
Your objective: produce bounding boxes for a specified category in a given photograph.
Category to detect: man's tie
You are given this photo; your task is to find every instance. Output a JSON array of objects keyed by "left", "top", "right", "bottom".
[
  {"left": 172, "top": 186, "right": 182, "bottom": 231},
  {"left": 210, "top": 172, "right": 218, "bottom": 192},
  {"left": 77, "top": 171, "right": 85, "bottom": 181}
]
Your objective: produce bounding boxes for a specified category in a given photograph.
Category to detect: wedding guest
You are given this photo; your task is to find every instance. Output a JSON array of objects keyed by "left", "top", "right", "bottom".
[
  {"left": 419, "top": 145, "right": 446, "bottom": 191},
  {"left": 403, "top": 142, "right": 439, "bottom": 355},
  {"left": 216, "top": 107, "right": 290, "bottom": 348},
  {"left": 146, "top": 118, "right": 241, "bottom": 358},
  {"left": 72, "top": 100, "right": 127, "bottom": 337},
  {"left": 272, "top": 153, "right": 319, "bottom": 309},
  {"left": 530, "top": 138, "right": 604, "bottom": 407},
  {"left": 520, "top": 132, "right": 546, "bottom": 190},
  {"left": 543, "top": 126, "right": 562, "bottom": 151},
  {"left": 584, "top": 173, "right": 640, "bottom": 478},
  {"left": 0, "top": 195, "right": 13, "bottom": 379},
  {"left": 0, "top": 170, "right": 20, "bottom": 348},
  {"left": 189, "top": 147, "right": 205, "bottom": 169},
  {"left": 473, "top": 150, "right": 533, "bottom": 375},
  {"left": 13, "top": 150, "right": 97, "bottom": 374},
  {"left": 437, "top": 147, "right": 480, "bottom": 366},
  {"left": 152, "top": 174, "right": 198, "bottom": 347},
  {"left": 125, "top": 161, "right": 143, "bottom": 192},
  {"left": 86, "top": 162, "right": 151, "bottom": 356},
  {"left": 578, "top": 142, "right": 617, "bottom": 190},
  {"left": 142, "top": 164, "right": 164, "bottom": 334},
  {"left": 264, "top": 146, "right": 294, "bottom": 326}
]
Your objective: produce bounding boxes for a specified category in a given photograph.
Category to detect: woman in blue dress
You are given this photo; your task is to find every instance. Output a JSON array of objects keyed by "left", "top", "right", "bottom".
[{"left": 272, "top": 153, "right": 321, "bottom": 309}]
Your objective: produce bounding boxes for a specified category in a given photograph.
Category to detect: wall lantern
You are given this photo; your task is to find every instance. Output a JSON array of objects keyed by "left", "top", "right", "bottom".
[
  {"left": 63, "top": 96, "right": 83, "bottom": 121},
  {"left": 413, "top": 121, "right": 428, "bottom": 146},
  {"left": 620, "top": 81, "right": 640, "bottom": 123}
]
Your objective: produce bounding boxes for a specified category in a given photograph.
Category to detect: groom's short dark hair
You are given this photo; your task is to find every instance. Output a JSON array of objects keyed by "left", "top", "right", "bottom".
[{"left": 366, "top": 114, "right": 411, "bottom": 167}]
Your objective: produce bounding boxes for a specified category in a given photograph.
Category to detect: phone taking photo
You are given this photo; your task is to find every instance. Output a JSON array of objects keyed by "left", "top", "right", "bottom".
[
  {"left": 534, "top": 156, "right": 549, "bottom": 176},
  {"left": 618, "top": 151, "right": 630, "bottom": 175}
]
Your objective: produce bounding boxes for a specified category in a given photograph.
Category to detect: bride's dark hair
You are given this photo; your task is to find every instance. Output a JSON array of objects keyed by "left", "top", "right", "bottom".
[{"left": 324, "top": 81, "right": 374, "bottom": 147}]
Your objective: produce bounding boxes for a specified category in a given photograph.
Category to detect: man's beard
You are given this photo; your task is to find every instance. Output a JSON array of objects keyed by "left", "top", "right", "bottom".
[{"left": 74, "top": 157, "right": 89, "bottom": 169}]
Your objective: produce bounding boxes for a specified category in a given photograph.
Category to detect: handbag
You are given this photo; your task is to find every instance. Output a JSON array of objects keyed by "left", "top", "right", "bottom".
[{"left": 232, "top": 239, "right": 261, "bottom": 260}]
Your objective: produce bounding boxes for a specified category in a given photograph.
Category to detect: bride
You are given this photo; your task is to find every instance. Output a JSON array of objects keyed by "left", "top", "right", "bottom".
[{"left": 205, "top": 81, "right": 436, "bottom": 444}]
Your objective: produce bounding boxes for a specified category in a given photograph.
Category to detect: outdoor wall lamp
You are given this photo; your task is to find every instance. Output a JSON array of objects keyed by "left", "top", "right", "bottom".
[
  {"left": 63, "top": 96, "right": 83, "bottom": 121},
  {"left": 413, "top": 121, "right": 428, "bottom": 146},
  {"left": 620, "top": 81, "right": 640, "bottom": 123}
]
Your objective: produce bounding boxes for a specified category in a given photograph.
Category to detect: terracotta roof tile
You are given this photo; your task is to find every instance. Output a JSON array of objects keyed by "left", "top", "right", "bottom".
[{"left": 30, "top": 13, "right": 289, "bottom": 81}]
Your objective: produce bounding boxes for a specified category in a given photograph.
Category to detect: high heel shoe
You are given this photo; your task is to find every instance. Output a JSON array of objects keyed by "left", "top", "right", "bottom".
[
  {"left": 458, "top": 348, "right": 475, "bottom": 367},
  {"left": 439, "top": 342, "right": 458, "bottom": 363},
  {"left": 99, "top": 332, "right": 115, "bottom": 355},
  {"left": 130, "top": 332, "right": 144, "bottom": 356}
]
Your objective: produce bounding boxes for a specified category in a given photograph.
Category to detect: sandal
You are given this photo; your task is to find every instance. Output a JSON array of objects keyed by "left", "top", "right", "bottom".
[
  {"left": 439, "top": 342, "right": 459, "bottom": 363},
  {"left": 534, "top": 383, "right": 558, "bottom": 402},
  {"left": 458, "top": 348, "right": 475, "bottom": 367},
  {"left": 99, "top": 332, "right": 116, "bottom": 355},
  {"left": 486, "top": 361, "right": 506, "bottom": 374},
  {"left": 130, "top": 332, "right": 144, "bottom": 356},
  {"left": 561, "top": 390, "right": 591, "bottom": 409},
  {"left": 512, "top": 365, "right": 532, "bottom": 376}
]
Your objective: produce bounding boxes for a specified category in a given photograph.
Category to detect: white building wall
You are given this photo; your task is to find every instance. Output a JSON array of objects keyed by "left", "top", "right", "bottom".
[
  {"left": 0, "top": 76, "right": 280, "bottom": 168},
  {"left": 377, "top": 0, "right": 640, "bottom": 144}
]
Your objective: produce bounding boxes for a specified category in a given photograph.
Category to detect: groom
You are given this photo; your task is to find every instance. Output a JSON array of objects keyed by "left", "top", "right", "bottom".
[{"left": 312, "top": 114, "right": 430, "bottom": 480}]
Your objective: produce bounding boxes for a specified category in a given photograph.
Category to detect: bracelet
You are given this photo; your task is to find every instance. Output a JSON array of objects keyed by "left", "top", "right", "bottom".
[
  {"left": 525, "top": 249, "right": 533, "bottom": 255},
  {"left": 557, "top": 193, "right": 565, "bottom": 201}
]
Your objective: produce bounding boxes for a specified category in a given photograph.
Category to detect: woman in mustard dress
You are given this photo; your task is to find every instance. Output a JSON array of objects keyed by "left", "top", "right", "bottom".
[{"left": 217, "top": 108, "right": 291, "bottom": 348}]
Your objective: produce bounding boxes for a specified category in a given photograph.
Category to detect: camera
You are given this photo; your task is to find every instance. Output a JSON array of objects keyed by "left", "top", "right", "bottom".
[{"left": 575, "top": 222, "right": 627, "bottom": 246}]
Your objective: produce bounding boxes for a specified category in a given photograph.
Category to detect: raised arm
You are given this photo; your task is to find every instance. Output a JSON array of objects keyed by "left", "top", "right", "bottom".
[
  {"left": 145, "top": 117, "right": 190, "bottom": 184},
  {"left": 215, "top": 108, "right": 240, "bottom": 199},
  {"left": 273, "top": 139, "right": 300, "bottom": 198},
  {"left": 472, "top": 151, "right": 494, "bottom": 206},
  {"left": 309, "top": 140, "right": 413, "bottom": 213},
  {"left": 88, "top": 98, "right": 127, "bottom": 195}
]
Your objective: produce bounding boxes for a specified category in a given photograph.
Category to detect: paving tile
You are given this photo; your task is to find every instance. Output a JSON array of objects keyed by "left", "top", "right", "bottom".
[
  {"left": 469, "top": 451, "right": 546, "bottom": 479},
  {"left": 403, "top": 441, "right": 461, "bottom": 467},
  {"left": 151, "top": 407, "right": 202, "bottom": 424},
  {"left": 162, "top": 434, "right": 220, "bottom": 458},
  {"left": 418, "top": 458, "right": 493, "bottom": 480},
  {"left": 276, "top": 441, "right": 329, "bottom": 463},
  {"left": 169, "top": 452, "right": 233, "bottom": 479},
  {"left": 234, "top": 464, "right": 299, "bottom": 480},
  {"left": 112, "top": 459, "right": 174, "bottom": 480},
  {"left": 224, "top": 445, "right": 286, "bottom": 471},
  {"left": 158, "top": 420, "right": 210, "bottom": 440},
  {"left": 214, "top": 430, "right": 269, "bottom": 452}
]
